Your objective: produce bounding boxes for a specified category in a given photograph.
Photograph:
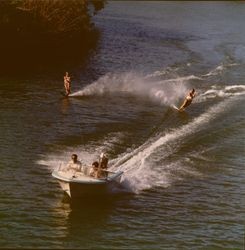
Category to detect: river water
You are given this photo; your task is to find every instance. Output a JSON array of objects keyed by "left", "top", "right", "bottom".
[{"left": 0, "top": 1, "right": 244, "bottom": 249}]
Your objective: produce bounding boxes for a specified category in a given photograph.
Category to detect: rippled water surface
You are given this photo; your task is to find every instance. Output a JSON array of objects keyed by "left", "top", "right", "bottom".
[{"left": 0, "top": 2, "right": 244, "bottom": 249}]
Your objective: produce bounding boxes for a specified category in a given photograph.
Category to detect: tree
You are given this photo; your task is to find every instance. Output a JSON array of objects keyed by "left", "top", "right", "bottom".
[{"left": 0, "top": 0, "right": 106, "bottom": 73}]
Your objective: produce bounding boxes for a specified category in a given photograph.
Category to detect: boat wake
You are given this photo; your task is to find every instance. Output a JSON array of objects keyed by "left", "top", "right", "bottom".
[
  {"left": 196, "top": 84, "right": 245, "bottom": 103},
  {"left": 41, "top": 63, "right": 244, "bottom": 194},
  {"left": 201, "top": 62, "right": 239, "bottom": 77},
  {"left": 41, "top": 91, "right": 243, "bottom": 194},
  {"left": 109, "top": 96, "right": 239, "bottom": 193}
]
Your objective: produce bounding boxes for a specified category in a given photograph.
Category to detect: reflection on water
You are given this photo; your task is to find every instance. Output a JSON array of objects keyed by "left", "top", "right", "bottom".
[
  {"left": 56, "top": 193, "right": 134, "bottom": 247},
  {"left": 61, "top": 97, "right": 71, "bottom": 114}
]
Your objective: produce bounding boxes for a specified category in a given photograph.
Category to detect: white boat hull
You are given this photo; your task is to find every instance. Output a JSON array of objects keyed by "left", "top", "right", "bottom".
[{"left": 52, "top": 169, "right": 123, "bottom": 198}]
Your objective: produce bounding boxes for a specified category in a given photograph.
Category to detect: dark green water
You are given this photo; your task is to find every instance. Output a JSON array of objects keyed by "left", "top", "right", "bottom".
[{"left": 0, "top": 2, "right": 244, "bottom": 249}]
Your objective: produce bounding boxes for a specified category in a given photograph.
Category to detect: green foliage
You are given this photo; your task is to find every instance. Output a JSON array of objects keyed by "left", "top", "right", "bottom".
[
  {"left": 0, "top": 0, "right": 105, "bottom": 38},
  {"left": 0, "top": 0, "right": 106, "bottom": 73}
]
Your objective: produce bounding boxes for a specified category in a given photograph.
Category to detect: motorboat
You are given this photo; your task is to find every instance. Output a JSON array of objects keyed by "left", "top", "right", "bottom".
[{"left": 52, "top": 165, "right": 123, "bottom": 198}]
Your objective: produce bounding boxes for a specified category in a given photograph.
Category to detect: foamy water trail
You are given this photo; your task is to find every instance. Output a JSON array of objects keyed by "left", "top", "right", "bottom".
[
  {"left": 40, "top": 66, "right": 244, "bottom": 193},
  {"left": 70, "top": 72, "right": 199, "bottom": 106},
  {"left": 110, "top": 97, "right": 237, "bottom": 193},
  {"left": 196, "top": 84, "right": 245, "bottom": 103},
  {"left": 202, "top": 62, "right": 239, "bottom": 77},
  {"left": 144, "top": 66, "right": 180, "bottom": 78},
  {"left": 38, "top": 93, "right": 242, "bottom": 193}
]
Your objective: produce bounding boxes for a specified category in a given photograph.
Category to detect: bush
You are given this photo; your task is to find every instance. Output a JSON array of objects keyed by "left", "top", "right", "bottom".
[{"left": 0, "top": 0, "right": 106, "bottom": 73}]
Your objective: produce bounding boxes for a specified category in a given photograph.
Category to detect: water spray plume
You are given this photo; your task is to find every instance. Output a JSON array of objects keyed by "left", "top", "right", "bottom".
[{"left": 71, "top": 72, "right": 193, "bottom": 106}]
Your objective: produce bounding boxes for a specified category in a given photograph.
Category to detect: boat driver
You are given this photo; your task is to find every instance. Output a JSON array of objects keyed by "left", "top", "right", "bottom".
[{"left": 66, "top": 154, "right": 83, "bottom": 173}]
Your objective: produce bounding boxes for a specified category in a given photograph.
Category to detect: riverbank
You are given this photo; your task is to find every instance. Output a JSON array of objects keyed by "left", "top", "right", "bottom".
[{"left": 0, "top": 0, "right": 105, "bottom": 74}]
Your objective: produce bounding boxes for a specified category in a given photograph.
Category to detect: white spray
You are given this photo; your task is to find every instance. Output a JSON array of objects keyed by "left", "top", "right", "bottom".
[
  {"left": 70, "top": 72, "right": 197, "bottom": 106},
  {"left": 110, "top": 97, "right": 238, "bottom": 193}
]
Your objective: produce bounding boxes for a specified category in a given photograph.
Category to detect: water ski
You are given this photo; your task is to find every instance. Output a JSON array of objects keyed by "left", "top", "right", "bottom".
[
  {"left": 60, "top": 91, "right": 69, "bottom": 98},
  {"left": 172, "top": 105, "right": 184, "bottom": 112}
]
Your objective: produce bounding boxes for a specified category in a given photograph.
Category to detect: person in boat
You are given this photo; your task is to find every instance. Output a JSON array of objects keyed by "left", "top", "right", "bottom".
[
  {"left": 66, "top": 154, "right": 83, "bottom": 173},
  {"left": 179, "top": 88, "right": 196, "bottom": 111},
  {"left": 98, "top": 153, "right": 108, "bottom": 178},
  {"left": 64, "top": 72, "right": 71, "bottom": 96},
  {"left": 89, "top": 161, "right": 99, "bottom": 178}
]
